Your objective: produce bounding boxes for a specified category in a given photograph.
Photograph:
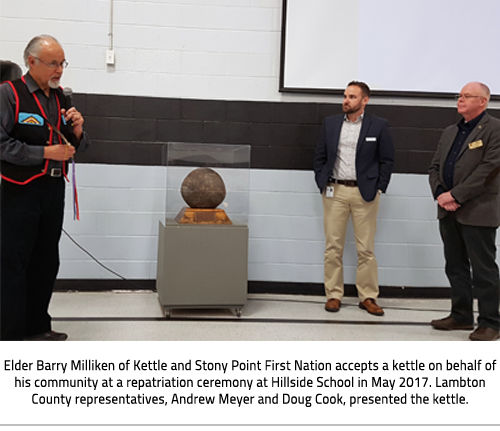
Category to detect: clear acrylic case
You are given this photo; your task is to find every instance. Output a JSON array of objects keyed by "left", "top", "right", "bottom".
[{"left": 162, "top": 142, "right": 251, "bottom": 225}]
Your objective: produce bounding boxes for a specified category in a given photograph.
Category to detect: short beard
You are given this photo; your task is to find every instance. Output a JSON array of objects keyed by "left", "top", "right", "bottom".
[
  {"left": 343, "top": 103, "right": 361, "bottom": 115},
  {"left": 48, "top": 79, "right": 60, "bottom": 89}
]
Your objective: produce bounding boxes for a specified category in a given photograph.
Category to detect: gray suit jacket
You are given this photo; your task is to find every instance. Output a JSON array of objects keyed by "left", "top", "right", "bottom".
[{"left": 429, "top": 112, "right": 500, "bottom": 227}]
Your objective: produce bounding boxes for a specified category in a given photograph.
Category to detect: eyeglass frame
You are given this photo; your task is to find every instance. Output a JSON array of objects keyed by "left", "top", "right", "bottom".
[
  {"left": 32, "top": 56, "right": 69, "bottom": 69},
  {"left": 454, "top": 94, "right": 483, "bottom": 101}
]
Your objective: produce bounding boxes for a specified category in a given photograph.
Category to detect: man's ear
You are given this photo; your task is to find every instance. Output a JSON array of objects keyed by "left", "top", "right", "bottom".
[{"left": 28, "top": 56, "right": 36, "bottom": 68}]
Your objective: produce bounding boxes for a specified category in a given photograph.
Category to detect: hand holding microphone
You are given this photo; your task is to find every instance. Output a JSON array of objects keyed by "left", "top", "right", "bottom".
[
  {"left": 61, "top": 87, "right": 84, "bottom": 140},
  {"left": 43, "top": 87, "right": 80, "bottom": 160},
  {"left": 63, "top": 106, "right": 84, "bottom": 131}
]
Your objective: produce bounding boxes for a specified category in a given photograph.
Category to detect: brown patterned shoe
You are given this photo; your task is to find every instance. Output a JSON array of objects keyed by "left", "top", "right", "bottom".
[
  {"left": 359, "top": 298, "right": 384, "bottom": 316},
  {"left": 325, "top": 299, "right": 342, "bottom": 313}
]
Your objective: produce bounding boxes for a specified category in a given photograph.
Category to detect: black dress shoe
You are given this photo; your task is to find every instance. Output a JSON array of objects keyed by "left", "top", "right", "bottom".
[
  {"left": 24, "top": 331, "right": 68, "bottom": 341},
  {"left": 469, "top": 327, "right": 500, "bottom": 341},
  {"left": 430, "top": 316, "right": 473, "bottom": 330}
]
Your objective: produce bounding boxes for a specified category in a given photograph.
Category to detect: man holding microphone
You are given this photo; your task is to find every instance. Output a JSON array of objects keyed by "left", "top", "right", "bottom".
[{"left": 0, "top": 35, "right": 89, "bottom": 341}]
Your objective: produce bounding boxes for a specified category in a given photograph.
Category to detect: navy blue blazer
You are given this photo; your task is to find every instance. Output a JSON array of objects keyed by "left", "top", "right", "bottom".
[{"left": 314, "top": 113, "right": 395, "bottom": 202}]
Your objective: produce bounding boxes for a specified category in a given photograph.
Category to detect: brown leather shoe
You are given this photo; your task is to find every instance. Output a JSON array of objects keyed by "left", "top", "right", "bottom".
[
  {"left": 469, "top": 326, "right": 500, "bottom": 341},
  {"left": 325, "top": 298, "right": 341, "bottom": 312},
  {"left": 24, "top": 331, "right": 68, "bottom": 341},
  {"left": 359, "top": 298, "right": 384, "bottom": 316},
  {"left": 430, "top": 316, "right": 473, "bottom": 331}
]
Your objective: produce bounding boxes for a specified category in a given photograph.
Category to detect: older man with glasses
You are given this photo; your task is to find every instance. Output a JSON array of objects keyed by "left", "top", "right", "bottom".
[
  {"left": 0, "top": 35, "right": 90, "bottom": 341},
  {"left": 429, "top": 82, "right": 500, "bottom": 341}
]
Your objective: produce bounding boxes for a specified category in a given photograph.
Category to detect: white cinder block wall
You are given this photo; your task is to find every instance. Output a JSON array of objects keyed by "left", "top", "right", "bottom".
[
  {"left": 0, "top": 0, "right": 283, "bottom": 102},
  {"left": 2, "top": 0, "right": 495, "bottom": 289},
  {"left": 59, "top": 166, "right": 448, "bottom": 287}
]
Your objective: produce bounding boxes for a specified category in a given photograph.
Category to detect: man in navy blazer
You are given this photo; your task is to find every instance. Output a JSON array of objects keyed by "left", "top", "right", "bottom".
[
  {"left": 314, "top": 81, "right": 394, "bottom": 316},
  {"left": 315, "top": 104, "right": 395, "bottom": 202}
]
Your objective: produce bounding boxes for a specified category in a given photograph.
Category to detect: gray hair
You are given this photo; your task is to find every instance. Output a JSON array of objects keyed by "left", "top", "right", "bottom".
[
  {"left": 23, "top": 35, "right": 61, "bottom": 67},
  {"left": 478, "top": 82, "right": 491, "bottom": 103}
]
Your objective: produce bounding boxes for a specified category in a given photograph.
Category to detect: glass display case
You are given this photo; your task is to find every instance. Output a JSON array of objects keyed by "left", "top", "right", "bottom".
[
  {"left": 157, "top": 142, "right": 251, "bottom": 317},
  {"left": 162, "top": 142, "right": 251, "bottom": 226}
]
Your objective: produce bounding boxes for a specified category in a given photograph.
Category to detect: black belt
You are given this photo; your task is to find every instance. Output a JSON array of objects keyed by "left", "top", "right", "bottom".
[{"left": 328, "top": 178, "right": 358, "bottom": 187}]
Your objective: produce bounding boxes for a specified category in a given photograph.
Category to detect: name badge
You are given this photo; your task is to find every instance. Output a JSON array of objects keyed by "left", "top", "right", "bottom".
[
  {"left": 366, "top": 137, "right": 377, "bottom": 142},
  {"left": 469, "top": 140, "right": 483, "bottom": 150},
  {"left": 326, "top": 186, "right": 334, "bottom": 198}
]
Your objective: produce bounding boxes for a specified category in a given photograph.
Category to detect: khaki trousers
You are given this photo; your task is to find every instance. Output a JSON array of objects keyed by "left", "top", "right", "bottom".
[{"left": 322, "top": 184, "right": 380, "bottom": 301}]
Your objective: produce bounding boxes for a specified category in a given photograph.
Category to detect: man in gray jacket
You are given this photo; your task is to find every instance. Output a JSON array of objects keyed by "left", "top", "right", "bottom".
[{"left": 429, "top": 82, "right": 500, "bottom": 341}]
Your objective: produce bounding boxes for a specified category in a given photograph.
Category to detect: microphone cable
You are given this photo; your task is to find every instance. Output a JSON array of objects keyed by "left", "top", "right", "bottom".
[{"left": 62, "top": 228, "right": 147, "bottom": 290}]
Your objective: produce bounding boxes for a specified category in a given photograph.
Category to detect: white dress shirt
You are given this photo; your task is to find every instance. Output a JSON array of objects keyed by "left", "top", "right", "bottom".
[{"left": 332, "top": 113, "right": 363, "bottom": 181}]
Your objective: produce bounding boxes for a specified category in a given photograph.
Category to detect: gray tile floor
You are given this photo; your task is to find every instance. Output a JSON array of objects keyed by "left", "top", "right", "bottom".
[{"left": 49, "top": 292, "right": 477, "bottom": 341}]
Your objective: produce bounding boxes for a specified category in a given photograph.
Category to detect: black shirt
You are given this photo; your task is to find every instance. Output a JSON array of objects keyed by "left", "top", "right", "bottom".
[
  {"left": 0, "top": 73, "right": 89, "bottom": 168},
  {"left": 441, "top": 111, "right": 485, "bottom": 194}
]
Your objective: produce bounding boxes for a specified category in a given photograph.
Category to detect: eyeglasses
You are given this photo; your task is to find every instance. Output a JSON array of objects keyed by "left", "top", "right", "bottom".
[
  {"left": 33, "top": 56, "right": 69, "bottom": 69},
  {"left": 455, "top": 94, "right": 482, "bottom": 100}
]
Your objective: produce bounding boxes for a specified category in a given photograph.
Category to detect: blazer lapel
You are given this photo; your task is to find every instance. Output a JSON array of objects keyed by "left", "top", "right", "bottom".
[
  {"left": 328, "top": 115, "right": 343, "bottom": 156},
  {"left": 356, "top": 114, "right": 371, "bottom": 155}
]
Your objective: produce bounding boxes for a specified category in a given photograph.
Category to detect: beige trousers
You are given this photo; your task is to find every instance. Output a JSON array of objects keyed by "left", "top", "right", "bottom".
[{"left": 322, "top": 184, "right": 381, "bottom": 301}]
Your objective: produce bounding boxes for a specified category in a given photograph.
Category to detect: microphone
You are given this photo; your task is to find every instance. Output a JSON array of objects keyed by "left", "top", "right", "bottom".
[
  {"left": 63, "top": 87, "right": 76, "bottom": 130},
  {"left": 63, "top": 87, "right": 74, "bottom": 108}
]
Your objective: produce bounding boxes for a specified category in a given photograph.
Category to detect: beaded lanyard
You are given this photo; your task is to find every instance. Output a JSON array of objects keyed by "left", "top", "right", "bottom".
[{"left": 46, "top": 124, "right": 80, "bottom": 221}]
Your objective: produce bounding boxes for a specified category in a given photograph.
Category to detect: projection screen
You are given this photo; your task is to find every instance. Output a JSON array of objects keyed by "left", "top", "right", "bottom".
[{"left": 280, "top": 0, "right": 500, "bottom": 98}]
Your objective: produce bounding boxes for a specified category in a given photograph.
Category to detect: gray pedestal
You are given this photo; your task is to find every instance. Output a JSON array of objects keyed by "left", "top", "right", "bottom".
[{"left": 156, "top": 221, "right": 248, "bottom": 317}]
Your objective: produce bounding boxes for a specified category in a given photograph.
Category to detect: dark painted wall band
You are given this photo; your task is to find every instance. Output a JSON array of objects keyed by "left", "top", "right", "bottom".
[{"left": 74, "top": 93, "right": 499, "bottom": 175}]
